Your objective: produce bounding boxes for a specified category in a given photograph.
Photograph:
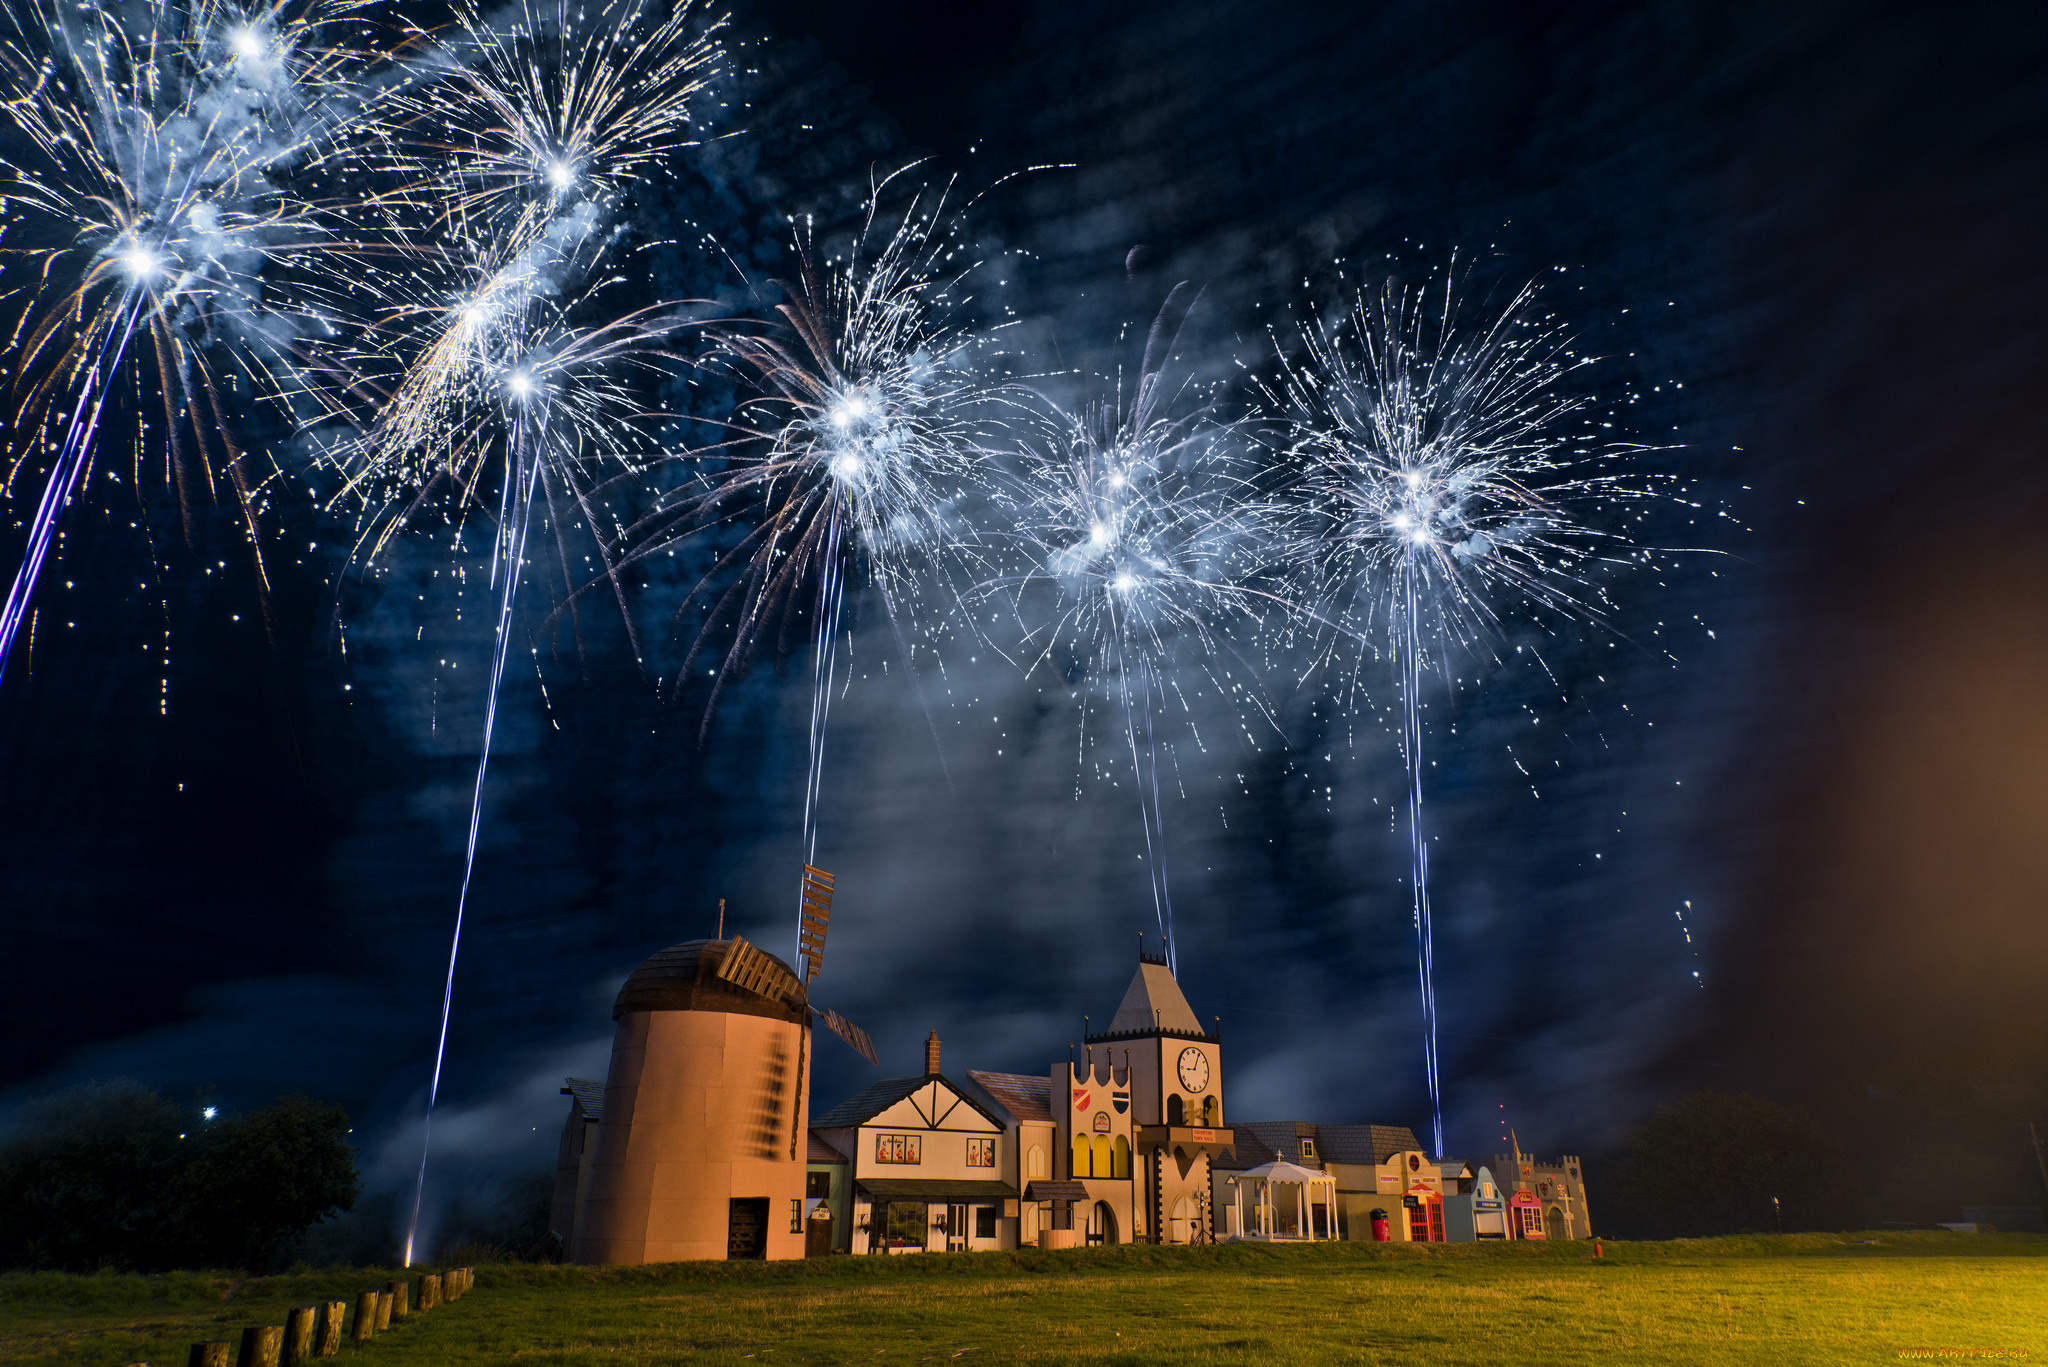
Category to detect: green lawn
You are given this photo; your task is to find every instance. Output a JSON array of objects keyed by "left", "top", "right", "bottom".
[{"left": 3, "top": 1233, "right": 2041, "bottom": 1366}]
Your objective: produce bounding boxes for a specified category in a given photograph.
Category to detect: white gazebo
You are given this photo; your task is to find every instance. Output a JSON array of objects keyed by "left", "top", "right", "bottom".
[{"left": 1223, "top": 1161, "right": 1339, "bottom": 1241}]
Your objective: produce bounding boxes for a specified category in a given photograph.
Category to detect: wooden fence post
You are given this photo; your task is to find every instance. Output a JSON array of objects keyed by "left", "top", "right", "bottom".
[
  {"left": 417, "top": 1272, "right": 441, "bottom": 1310},
  {"left": 187, "top": 1343, "right": 230, "bottom": 1367},
  {"left": 236, "top": 1324, "right": 282, "bottom": 1367},
  {"left": 374, "top": 1290, "right": 392, "bottom": 1330},
  {"left": 351, "top": 1290, "right": 378, "bottom": 1341},
  {"left": 386, "top": 1279, "right": 410, "bottom": 1320},
  {"left": 282, "top": 1307, "right": 315, "bottom": 1366},
  {"left": 314, "top": 1300, "right": 346, "bottom": 1357}
]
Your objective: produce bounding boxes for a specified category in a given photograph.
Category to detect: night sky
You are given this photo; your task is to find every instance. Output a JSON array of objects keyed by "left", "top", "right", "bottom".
[{"left": 3, "top": 0, "right": 2045, "bottom": 1253}]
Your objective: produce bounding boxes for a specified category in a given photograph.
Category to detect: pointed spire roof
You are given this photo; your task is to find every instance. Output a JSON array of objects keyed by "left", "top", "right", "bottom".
[{"left": 1095, "top": 961, "right": 1208, "bottom": 1038}]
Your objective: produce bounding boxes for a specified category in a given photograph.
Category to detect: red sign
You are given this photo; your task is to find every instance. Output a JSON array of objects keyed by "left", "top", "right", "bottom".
[{"left": 1189, "top": 1128, "right": 1215, "bottom": 1142}]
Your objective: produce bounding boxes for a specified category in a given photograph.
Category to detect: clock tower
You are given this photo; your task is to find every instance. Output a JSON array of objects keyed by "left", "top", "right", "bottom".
[{"left": 1084, "top": 948, "right": 1235, "bottom": 1243}]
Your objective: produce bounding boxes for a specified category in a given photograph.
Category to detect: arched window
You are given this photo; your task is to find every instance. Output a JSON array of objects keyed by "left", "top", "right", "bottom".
[
  {"left": 1091, "top": 1135, "right": 1113, "bottom": 1180},
  {"left": 1200, "top": 1095, "right": 1218, "bottom": 1126},
  {"left": 1027, "top": 1144, "right": 1047, "bottom": 1179},
  {"left": 1111, "top": 1134, "right": 1131, "bottom": 1179},
  {"left": 1167, "top": 1095, "right": 1185, "bottom": 1125},
  {"left": 1072, "top": 1134, "right": 1092, "bottom": 1178}
]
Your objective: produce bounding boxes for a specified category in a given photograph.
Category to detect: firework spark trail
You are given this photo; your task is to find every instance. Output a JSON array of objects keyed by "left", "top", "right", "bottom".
[
  {"left": 1265, "top": 271, "right": 1673, "bottom": 1156},
  {"left": 0, "top": 290, "right": 147, "bottom": 691},
  {"left": 401, "top": 376, "right": 548, "bottom": 1269},
  {"left": 1398, "top": 563, "right": 1441, "bottom": 1155},
  {"left": 0, "top": 0, "right": 394, "bottom": 690}
]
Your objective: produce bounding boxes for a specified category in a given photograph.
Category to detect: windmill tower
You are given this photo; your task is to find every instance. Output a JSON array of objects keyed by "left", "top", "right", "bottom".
[{"left": 572, "top": 870, "right": 875, "bottom": 1263}]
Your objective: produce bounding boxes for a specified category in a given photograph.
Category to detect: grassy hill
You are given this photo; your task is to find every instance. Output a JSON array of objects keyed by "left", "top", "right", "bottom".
[{"left": 3, "top": 1232, "right": 2041, "bottom": 1365}]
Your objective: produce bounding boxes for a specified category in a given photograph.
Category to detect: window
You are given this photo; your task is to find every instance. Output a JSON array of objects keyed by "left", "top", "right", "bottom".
[
  {"left": 1027, "top": 1144, "right": 1047, "bottom": 1178},
  {"left": 1092, "top": 1135, "right": 1113, "bottom": 1179},
  {"left": 806, "top": 1171, "right": 832, "bottom": 1199},
  {"left": 1201, "top": 1096, "right": 1219, "bottom": 1126},
  {"left": 975, "top": 1205, "right": 997, "bottom": 1239},
  {"left": 790, "top": 1198, "right": 803, "bottom": 1233},
  {"left": 1072, "top": 1133, "right": 1092, "bottom": 1178},
  {"left": 1299, "top": 1137, "right": 1317, "bottom": 1160},
  {"left": 1111, "top": 1134, "right": 1131, "bottom": 1179},
  {"left": 1167, "top": 1095, "right": 1185, "bottom": 1125},
  {"left": 875, "top": 1133, "right": 922, "bottom": 1165},
  {"left": 885, "top": 1201, "right": 926, "bottom": 1249},
  {"left": 966, "top": 1137, "right": 994, "bottom": 1168}
]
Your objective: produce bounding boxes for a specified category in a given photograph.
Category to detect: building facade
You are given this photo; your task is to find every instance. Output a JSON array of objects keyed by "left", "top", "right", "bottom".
[{"left": 549, "top": 940, "right": 1590, "bottom": 1260}]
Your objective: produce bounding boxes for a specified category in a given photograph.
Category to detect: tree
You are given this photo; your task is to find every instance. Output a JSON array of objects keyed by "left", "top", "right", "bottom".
[
  {"left": 0, "top": 1085, "right": 359, "bottom": 1271},
  {"left": 171, "top": 1096, "right": 361, "bottom": 1270},
  {"left": 0, "top": 1084, "right": 188, "bottom": 1270},
  {"left": 1603, "top": 1091, "right": 1863, "bottom": 1237}
]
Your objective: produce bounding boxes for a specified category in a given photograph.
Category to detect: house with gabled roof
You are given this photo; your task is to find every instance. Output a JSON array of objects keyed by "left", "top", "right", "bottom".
[{"left": 809, "top": 1031, "right": 1018, "bottom": 1253}]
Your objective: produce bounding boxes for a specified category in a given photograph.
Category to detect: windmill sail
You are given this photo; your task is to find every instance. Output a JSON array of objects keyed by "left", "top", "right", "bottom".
[
  {"left": 798, "top": 864, "right": 834, "bottom": 982},
  {"left": 818, "top": 1007, "right": 877, "bottom": 1066},
  {"left": 716, "top": 936, "right": 805, "bottom": 1006}
]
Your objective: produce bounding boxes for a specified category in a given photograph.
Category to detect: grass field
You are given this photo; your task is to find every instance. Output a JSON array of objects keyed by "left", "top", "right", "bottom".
[{"left": 2, "top": 1232, "right": 2041, "bottom": 1366}]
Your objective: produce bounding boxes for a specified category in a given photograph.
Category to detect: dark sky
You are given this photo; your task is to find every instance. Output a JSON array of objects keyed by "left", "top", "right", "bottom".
[{"left": 3, "top": 0, "right": 2044, "bottom": 1251}]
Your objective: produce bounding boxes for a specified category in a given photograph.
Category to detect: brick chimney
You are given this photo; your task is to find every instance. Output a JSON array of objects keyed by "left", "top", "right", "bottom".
[{"left": 925, "top": 1029, "right": 942, "bottom": 1076}]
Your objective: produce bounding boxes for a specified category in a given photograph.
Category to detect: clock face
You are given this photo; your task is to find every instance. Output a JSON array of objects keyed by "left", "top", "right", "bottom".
[{"left": 1177, "top": 1047, "right": 1210, "bottom": 1094}]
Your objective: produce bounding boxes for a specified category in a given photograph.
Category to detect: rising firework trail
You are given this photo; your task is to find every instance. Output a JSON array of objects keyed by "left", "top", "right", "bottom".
[
  {"left": 310, "top": 0, "right": 724, "bottom": 1265},
  {"left": 1266, "top": 271, "right": 1671, "bottom": 1156},
  {"left": 0, "top": 0, "right": 388, "bottom": 693},
  {"left": 336, "top": 275, "right": 703, "bottom": 1267}
]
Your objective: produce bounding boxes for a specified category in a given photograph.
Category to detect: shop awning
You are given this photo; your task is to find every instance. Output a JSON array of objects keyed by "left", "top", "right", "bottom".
[
  {"left": 856, "top": 1179, "right": 1018, "bottom": 1201},
  {"left": 1023, "top": 1181, "right": 1089, "bottom": 1202}
]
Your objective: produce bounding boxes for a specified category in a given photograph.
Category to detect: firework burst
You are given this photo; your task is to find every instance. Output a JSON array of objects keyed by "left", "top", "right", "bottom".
[
  {"left": 618, "top": 177, "right": 998, "bottom": 929},
  {"left": 979, "top": 288, "right": 1289, "bottom": 972},
  {"left": 1265, "top": 272, "right": 1672, "bottom": 1154},
  {"left": 0, "top": 0, "right": 391, "bottom": 688},
  {"left": 287, "top": 0, "right": 726, "bottom": 1267}
]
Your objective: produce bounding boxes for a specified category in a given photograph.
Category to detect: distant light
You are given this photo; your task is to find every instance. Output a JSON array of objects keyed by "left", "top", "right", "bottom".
[
  {"left": 506, "top": 370, "right": 535, "bottom": 398},
  {"left": 830, "top": 451, "right": 863, "bottom": 480},
  {"left": 546, "top": 160, "right": 575, "bottom": 189},
  {"left": 1112, "top": 572, "right": 1138, "bottom": 592},
  {"left": 229, "top": 26, "right": 264, "bottom": 60},
  {"left": 461, "top": 304, "right": 486, "bottom": 329},
  {"left": 1088, "top": 522, "right": 1110, "bottom": 547},
  {"left": 1108, "top": 472, "right": 1127, "bottom": 488},
  {"left": 201, "top": 1106, "right": 218, "bottom": 1121}
]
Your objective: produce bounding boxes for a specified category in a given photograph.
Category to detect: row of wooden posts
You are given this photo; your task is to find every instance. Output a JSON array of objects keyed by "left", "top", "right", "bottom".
[{"left": 180, "top": 1267, "right": 475, "bottom": 1367}]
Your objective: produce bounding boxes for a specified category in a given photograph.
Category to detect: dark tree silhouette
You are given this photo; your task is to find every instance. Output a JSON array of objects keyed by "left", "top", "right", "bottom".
[
  {"left": 0, "top": 1084, "right": 358, "bottom": 1271},
  {"left": 1603, "top": 1091, "right": 1863, "bottom": 1237}
]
